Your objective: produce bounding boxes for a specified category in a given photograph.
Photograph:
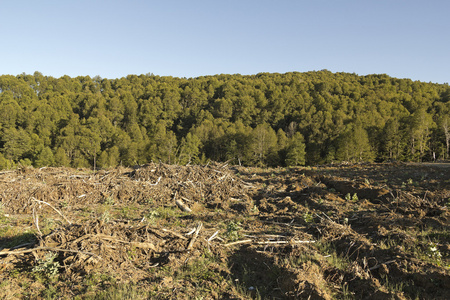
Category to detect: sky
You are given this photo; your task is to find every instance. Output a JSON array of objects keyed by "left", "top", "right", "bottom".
[{"left": 1, "top": 0, "right": 449, "bottom": 84}]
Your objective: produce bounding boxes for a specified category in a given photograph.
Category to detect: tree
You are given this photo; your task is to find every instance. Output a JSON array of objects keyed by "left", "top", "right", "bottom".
[
  {"left": 406, "top": 109, "right": 435, "bottom": 161},
  {"left": 77, "top": 126, "right": 101, "bottom": 170},
  {"left": 335, "top": 123, "right": 374, "bottom": 162},
  {"left": 440, "top": 115, "right": 450, "bottom": 159},
  {"left": 250, "top": 123, "right": 277, "bottom": 166},
  {"left": 1, "top": 127, "right": 31, "bottom": 162},
  {"left": 178, "top": 132, "right": 201, "bottom": 165},
  {"left": 54, "top": 147, "right": 70, "bottom": 167},
  {"left": 381, "top": 118, "right": 404, "bottom": 160},
  {"left": 285, "top": 132, "right": 306, "bottom": 166},
  {"left": 34, "top": 146, "right": 55, "bottom": 167}
]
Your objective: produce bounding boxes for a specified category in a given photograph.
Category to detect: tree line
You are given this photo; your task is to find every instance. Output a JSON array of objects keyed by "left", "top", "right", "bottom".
[{"left": 0, "top": 70, "right": 449, "bottom": 169}]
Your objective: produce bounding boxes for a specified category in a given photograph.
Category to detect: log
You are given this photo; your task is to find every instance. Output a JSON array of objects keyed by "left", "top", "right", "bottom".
[{"left": 175, "top": 199, "right": 192, "bottom": 212}]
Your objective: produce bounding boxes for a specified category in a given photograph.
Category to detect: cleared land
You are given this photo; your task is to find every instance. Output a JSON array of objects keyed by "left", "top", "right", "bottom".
[{"left": 0, "top": 162, "right": 449, "bottom": 299}]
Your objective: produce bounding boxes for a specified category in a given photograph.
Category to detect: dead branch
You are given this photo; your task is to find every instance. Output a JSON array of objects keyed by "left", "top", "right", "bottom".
[
  {"left": 31, "top": 198, "right": 72, "bottom": 225},
  {"left": 181, "top": 196, "right": 192, "bottom": 202},
  {"left": 0, "top": 246, "right": 101, "bottom": 258},
  {"left": 162, "top": 228, "right": 188, "bottom": 240},
  {"left": 256, "top": 240, "right": 316, "bottom": 245},
  {"left": 175, "top": 199, "right": 192, "bottom": 212},
  {"left": 186, "top": 222, "right": 202, "bottom": 251},
  {"left": 224, "top": 239, "right": 253, "bottom": 247},
  {"left": 148, "top": 176, "right": 162, "bottom": 186},
  {"left": 369, "top": 259, "right": 396, "bottom": 271},
  {"left": 32, "top": 205, "right": 42, "bottom": 236},
  {"left": 207, "top": 230, "right": 220, "bottom": 242}
]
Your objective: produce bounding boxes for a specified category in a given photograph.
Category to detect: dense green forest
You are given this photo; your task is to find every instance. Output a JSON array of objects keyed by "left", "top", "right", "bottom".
[{"left": 0, "top": 71, "right": 449, "bottom": 169}]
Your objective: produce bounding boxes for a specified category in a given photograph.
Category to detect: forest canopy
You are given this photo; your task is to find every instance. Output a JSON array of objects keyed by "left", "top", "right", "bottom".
[{"left": 0, "top": 71, "right": 449, "bottom": 169}]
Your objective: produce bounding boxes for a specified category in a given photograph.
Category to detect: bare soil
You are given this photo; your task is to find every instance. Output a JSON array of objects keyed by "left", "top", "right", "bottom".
[{"left": 0, "top": 162, "right": 449, "bottom": 299}]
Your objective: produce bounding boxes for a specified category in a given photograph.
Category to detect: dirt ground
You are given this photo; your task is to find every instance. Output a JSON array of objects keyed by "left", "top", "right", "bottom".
[{"left": 0, "top": 162, "right": 449, "bottom": 299}]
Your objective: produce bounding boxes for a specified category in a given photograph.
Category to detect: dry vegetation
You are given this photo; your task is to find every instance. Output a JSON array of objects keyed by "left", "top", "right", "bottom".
[{"left": 0, "top": 162, "right": 449, "bottom": 299}]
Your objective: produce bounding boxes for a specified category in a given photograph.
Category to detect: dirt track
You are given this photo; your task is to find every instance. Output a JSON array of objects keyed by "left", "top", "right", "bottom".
[{"left": 0, "top": 162, "right": 449, "bottom": 299}]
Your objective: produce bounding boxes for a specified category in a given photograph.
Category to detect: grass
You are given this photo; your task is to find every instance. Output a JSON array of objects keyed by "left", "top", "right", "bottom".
[
  {"left": 316, "top": 240, "right": 351, "bottom": 271},
  {"left": 83, "top": 283, "right": 149, "bottom": 300}
]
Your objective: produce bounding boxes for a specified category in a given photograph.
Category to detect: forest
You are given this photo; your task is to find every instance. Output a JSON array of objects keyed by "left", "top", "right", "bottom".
[{"left": 0, "top": 70, "right": 449, "bottom": 169}]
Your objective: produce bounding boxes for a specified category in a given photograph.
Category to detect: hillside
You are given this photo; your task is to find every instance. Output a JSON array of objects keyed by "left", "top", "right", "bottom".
[{"left": 0, "top": 71, "right": 449, "bottom": 169}]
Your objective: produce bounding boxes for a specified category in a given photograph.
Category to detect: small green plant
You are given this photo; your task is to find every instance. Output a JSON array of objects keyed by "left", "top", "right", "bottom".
[
  {"left": 143, "top": 198, "right": 153, "bottom": 205},
  {"left": 426, "top": 242, "right": 442, "bottom": 260},
  {"left": 303, "top": 211, "right": 314, "bottom": 223},
  {"left": 407, "top": 178, "right": 413, "bottom": 185},
  {"left": 380, "top": 274, "right": 406, "bottom": 295},
  {"left": 226, "top": 221, "right": 242, "bottom": 241},
  {"left": 0, "top": 202, "right": 5, "bottom": 215},
  {"left": 345, "top": 193, "right": 358, "bottom": 202},
  {"left": 33, "top": 252, "right": 60, "bottom": 278},
  {"left": 364, "top": 178, "right": 370, "bottom": 185},
  {"left": 146, "top": 210, "right": 160, "bottom": 222},
  {"left": 103, "top": 197, "right": 115, "bottom": 206},
  {"left": 100, "top": 211, "right": 111, "bottom": 223}
]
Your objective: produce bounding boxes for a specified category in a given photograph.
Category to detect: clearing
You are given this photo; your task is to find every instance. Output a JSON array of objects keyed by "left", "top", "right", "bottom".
[{"left": 0, "top": 162, "right": 449, "bottom": 299}]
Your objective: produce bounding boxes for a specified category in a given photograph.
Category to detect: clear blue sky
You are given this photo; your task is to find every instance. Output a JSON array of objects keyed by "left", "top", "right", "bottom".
[{"left": 1, "top": 0, "right": 449, "bottom": 83}]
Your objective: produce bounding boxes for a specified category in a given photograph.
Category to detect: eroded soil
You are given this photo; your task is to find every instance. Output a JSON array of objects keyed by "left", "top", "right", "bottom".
[{"left": 0, "top": 162, "right": 449, "bottom": 299}]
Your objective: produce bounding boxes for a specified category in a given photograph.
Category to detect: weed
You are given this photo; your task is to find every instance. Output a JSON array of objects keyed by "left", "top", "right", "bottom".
[
  {"left": 380, "top": 274, "right": 407, "bottom": 295},
  {"left": 120, "top": 206, "right": 134, "bottom": 219},
  {"left": 378, "top": 237, "right": 398, "bottom": 250},
  {"left": 426, "top": 242, "right": 442, "bottom": 259},
  {"left": 226, "top": 221, "right": 242, "bottom": 241},
  {"left": 316, "top": 241, "right": 350, "bottom": 271},
  {"left": 60, "top": 200, "right": 68, "bottom": 208},
  {"left": 145, "top": 210, "right": 159, "bottom": 223},
  {"left": 250, "top": 205, "right": 259, "bottom": 214},
  {"left": 303, "top": 211, "right": 314, "bottom": 223},
  {"left": 345, "top": 193, "right": 358, "bottom": 202},
  {"left": 143, "top": 198, "right": 153, "bottom": 205},
  {"left": 100, "top": 211, "right": 111, "bottom": 223},
  {"left": 32, "top": 252, "right": 60, "bottom": 278},
  {"left": 103, "top": 197, "right": 115, "bottom": 206}
]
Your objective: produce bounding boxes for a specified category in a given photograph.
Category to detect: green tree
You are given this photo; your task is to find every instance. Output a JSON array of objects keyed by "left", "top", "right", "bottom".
[
  {"left": 381, "top": 118, "right": 404, "bottom": 160},
  {"left": 34, "top": 146, "right": 55, "bottom": 167},
  {"left": 250, "top": 123, "right": 277, "bottom": 166},
  {"left": 178, "top": 132, "right": 201, "bottom": 165},
  {"left": 406, "top": 109, "right": 435, "bottom": 161},
  {"left": 335, "top": 123, "right": 374, "bottom": 162},
  {"left": 440, "top": 115, "right": 450, "bottom": 159},
  {"left": 54, "top": 147, "right": 71, "bottom": 167},
  {"left": 285, "top": 132, "right": 306, "bottom": 166},
  {"left": 1, "top": 127, "right": 31, "bottom": 162}
]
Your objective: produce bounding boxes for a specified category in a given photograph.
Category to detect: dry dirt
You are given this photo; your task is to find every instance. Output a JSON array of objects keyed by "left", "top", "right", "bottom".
[{"left": 0, "top": 162, "right": 449, "bottom": 299}]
